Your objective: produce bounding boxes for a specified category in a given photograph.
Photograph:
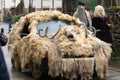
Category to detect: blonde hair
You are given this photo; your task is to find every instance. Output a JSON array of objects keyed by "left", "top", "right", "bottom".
[{"left": 94, "top": 5, "right": 106, "bottom": 17}]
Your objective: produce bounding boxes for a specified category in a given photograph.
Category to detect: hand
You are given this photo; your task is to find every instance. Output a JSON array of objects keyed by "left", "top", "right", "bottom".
[
  {"left": 107, "top": 23, "right": 114, "bottom": 29},
  {"left": 117, "top": 13, "right": 120, "bottom": 18},
  {"left": 1, "top": 32, "right": 5, "bottom": 36},
  {"left": 115, "top": 12, "right": 120, "bottom": 18},
  {"left": 108, "top": 23, "right": 111, "bottom": 27}
]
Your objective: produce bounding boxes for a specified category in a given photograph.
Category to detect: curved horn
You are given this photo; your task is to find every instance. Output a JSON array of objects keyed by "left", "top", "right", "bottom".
[
  {"left": 88, "top": 26, "right": 97, "bottom": 36},
  {"left": 38, "top": 26, "right": 48, "bottom": 37},
  {"left": 77, "top": 23, "right": 88, "bottom": 38},
  {"left": 50, "top": 26, "right": 61, "bottom": 39}
]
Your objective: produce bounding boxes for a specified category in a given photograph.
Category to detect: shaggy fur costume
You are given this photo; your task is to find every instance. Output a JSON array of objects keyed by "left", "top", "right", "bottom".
[{"left": 8, "top": 10, "right": 112, "bottom": 79}]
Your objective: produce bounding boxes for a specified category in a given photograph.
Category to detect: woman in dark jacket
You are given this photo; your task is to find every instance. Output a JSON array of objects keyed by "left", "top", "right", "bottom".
[
  {"left": 92, "top": 5, "right": 112, "bottom": 44},
  {"left": 0, "top": 29, "right": 10, "bottom": 80}
]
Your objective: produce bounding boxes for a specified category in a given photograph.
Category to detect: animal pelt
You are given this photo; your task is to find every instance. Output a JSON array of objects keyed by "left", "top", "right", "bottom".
[
  {"left": 8, "top": 10, "right": 78, "bottom": 70},
  {"left": 47, "top": 41, "right": 62, "bottom": 78},
  {"left": 8, "top": 10, "right": 112, "bottom": 80},
  {"left": 11, "top": 41, "right": 21, "bottom": 70},
  {"left": 77, "top": 58, "right": 94, "bottom": 80},
  {"left": 56, "top": 25, "right": 94, "bottom": 57},
  {"left": 61, "top": 58, "right": 78, "bottom": 80},
  {"left": 86, "top": 36, "right": 112, "bottom": 79},
  {"left": 61, "top": 58, "right": 94, "bottom": 80},
  {"left": 54, "top": 25, "right": 112, "bottom": 79}
]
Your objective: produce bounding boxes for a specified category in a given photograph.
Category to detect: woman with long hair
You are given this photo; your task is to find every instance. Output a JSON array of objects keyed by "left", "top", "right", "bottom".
[{"left": 92, "top": 5, "right": 113, "bottom": 44}]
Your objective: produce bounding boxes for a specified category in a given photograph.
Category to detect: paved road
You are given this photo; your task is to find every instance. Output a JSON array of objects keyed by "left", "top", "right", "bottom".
[
  {"left": 0, "top": 23, "right": 120, "bottom": 80},
  {"left": 109, "top": 68, "right": 120, "bottom": 80}
]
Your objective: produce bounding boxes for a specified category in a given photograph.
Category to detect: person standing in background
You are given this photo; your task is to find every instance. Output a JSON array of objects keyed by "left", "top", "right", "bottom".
[
  {"left": 73, "top": 1, "right": 92, "bottom": 27},
  {"left": 7, "top": 11, "right": 12, "bottom": 33},
  {"left": 92, "top": 5, "right": 113, "bottom": 44}
]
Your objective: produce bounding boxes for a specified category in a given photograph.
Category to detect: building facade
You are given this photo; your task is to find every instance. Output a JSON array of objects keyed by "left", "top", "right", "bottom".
[
  {"left": 0, "top": 0, "right": 62, "bottom": 21},
  {"left": 0, "top": 0, "right": 5, "bottom": 21},
  {"left": 24, "top": 0, "right": 62, "bottom": 11}
]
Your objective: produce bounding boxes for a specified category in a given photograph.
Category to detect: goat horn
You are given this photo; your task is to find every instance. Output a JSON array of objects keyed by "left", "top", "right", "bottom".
[
  {"left": 88, "top": 26, "right": 97, "bottom": 36},
  {"left": 38, "top": 26, "right": 48, "bottom": 37},
  {"left": 77, "top": 23, "right": 88, "bottom": 38},
  {"left": 50, "top": 25, "right": 61, "bottom": 39}
]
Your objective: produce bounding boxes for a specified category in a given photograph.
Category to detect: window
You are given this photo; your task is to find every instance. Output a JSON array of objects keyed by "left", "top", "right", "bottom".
[
  {"left": 37, "top": 20, "right": 68, "bottom": 36},
  {"left": 20, "top": 22, "right": 30, "bottom": 38},
  {"left": 56, "top": 7, "right": 62, "bottom": 11},
  {"left": 43, "top": 6, "right": 50, "bottom": 10}
]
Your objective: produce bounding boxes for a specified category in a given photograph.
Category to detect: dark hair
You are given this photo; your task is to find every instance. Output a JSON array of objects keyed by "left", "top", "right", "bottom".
[
  {"left": 78, "top": 1, "right": 85, "bottom": 6},
  {"left": 1, "top": 28, "right": 4, "bottom": 33}
]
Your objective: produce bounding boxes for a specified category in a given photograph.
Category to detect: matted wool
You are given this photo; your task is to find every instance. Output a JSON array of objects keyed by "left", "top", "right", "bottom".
[{"left": 8, "top": 10, "right": 112, "bottom": 79}]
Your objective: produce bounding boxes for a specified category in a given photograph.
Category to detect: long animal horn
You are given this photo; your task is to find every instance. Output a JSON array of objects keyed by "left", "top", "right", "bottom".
[
  {"left": 77, "top": 23, "right": 88, "bottom": 38},
  {"left": 38, "top": 27, "right": 48, "bottom": 37},
  {"left": 88, "top": 26, "right": 97, "bottom": 36},
  {"left": 50, "top": 25, "right": 61, "bottom": 39}
]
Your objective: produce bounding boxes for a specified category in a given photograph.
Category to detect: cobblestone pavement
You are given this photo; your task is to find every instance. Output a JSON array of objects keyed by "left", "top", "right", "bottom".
[{"left": 0, "top": 23, "right": 120, "bottom": 80}]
